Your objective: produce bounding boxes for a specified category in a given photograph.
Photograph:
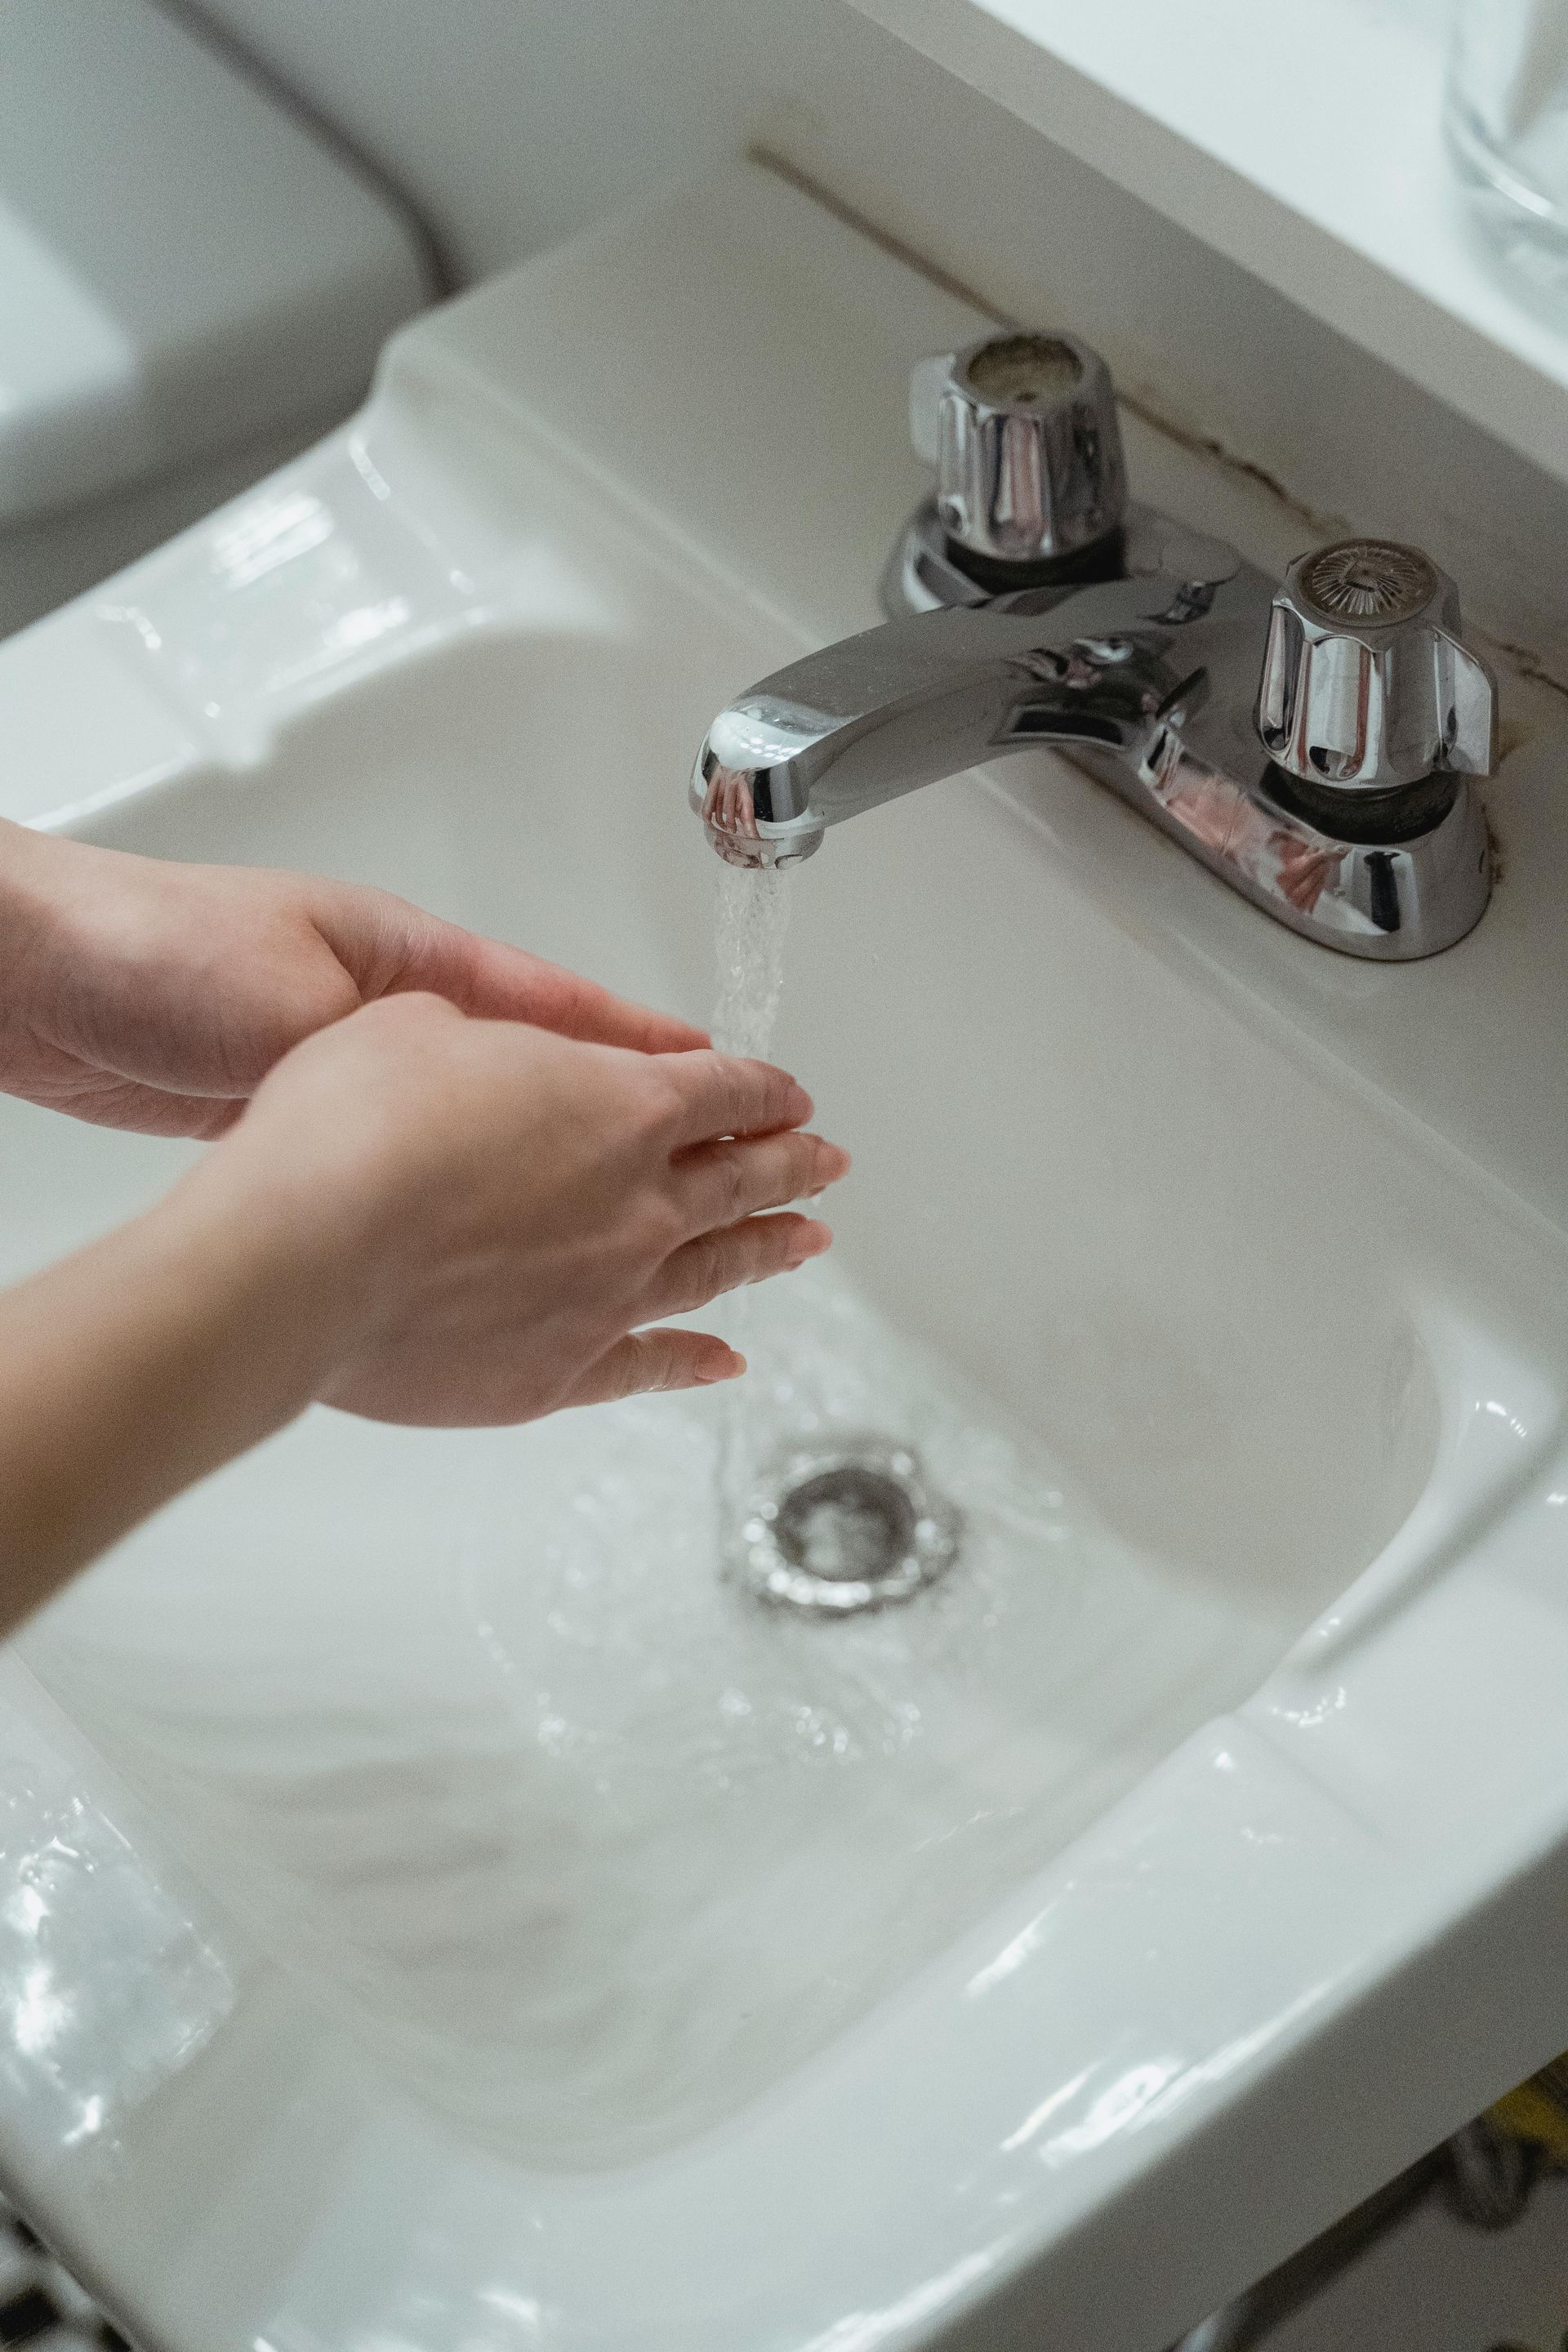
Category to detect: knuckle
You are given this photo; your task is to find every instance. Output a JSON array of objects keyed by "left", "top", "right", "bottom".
[
  {"left": 762, "top": 1147, "right": 799, "bottom": 1209},
  {"left": 642, "top": 1194, "right": 686, "bottom": 1261},
  {"left": 634, "top": 1068, "right": 687, "bottom": 1132},
  {"left": 786, "top": 1140, "right": 819, "bottom": 1197},
  {"left": 626, "top": 1334, "right": 672, "bottom": 1393},
  {"left": 763, "top": 1214, "right": 801, "bottom": 1267},
  {"left": 350, "top": 990, "right": 459, "bottom": 1062},
  {"left": 607, "top": 1060, "right": 679, "bottom": 1144},
  {"left": 715, "top": 1147, "right": 749, "bottom": 1223},
  {"left": 685, "top": 1235, "right": 725, "bottom": 1306},
  {"left": 791, "top": 1135, "right": 830, "bottom": 1196},
  {"left": 736, "top": 1069, "right": 782, "bottom": 1137},
  {"left": 377, "top": 988, "right": 451, "bottom": 1025},
  {"left": 723, "top": 1056, "right": 779, "bottom": 1136}
]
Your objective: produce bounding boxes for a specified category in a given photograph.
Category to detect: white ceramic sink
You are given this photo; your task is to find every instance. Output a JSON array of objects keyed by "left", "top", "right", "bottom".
[{"left": 2, "top": 163, "right": 1568, "bottom": 2352}]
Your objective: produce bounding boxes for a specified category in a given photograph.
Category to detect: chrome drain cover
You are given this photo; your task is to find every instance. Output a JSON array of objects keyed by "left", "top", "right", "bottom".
[{"left": 735, "top": 1436, "right": 960, "bottom": 1613}]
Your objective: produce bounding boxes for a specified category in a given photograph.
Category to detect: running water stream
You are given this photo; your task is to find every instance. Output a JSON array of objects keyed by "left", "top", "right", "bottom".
[
  {"left": 710, "top": 862, "right": 795, "bottom": 1557},
  {"left": 710, "top": 860, "right": 792, "bottom": 1062}
]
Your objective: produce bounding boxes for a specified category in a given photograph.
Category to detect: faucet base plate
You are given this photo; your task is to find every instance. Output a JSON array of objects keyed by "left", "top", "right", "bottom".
[{"left": 879, "top": 499, "right": 1493, "bottom": 962}]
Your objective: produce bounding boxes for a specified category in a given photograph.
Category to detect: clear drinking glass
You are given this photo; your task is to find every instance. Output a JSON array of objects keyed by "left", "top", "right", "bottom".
[{"left": 1447, "top": 0, "right": 1568, "bottom": 278}]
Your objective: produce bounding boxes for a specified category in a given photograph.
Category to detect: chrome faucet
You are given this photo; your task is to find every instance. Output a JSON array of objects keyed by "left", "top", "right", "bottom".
[{"left": 691, "top": 331, "right": 1496, "bottom": 959}]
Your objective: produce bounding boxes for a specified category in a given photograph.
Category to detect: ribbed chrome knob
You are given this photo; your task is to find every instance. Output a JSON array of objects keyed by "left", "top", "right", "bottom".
[
  {"left": 1257, "top": 539, "right": 1497, "bottom": 791},
  {"left": 909, "top": 331, "right": 1127, "bottom": 568}
]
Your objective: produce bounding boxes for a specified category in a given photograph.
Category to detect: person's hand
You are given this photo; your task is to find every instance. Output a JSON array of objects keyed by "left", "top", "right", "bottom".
[
  {"left": 0, "top": 996, "right": 847, "bottom": 1615},
  {"left": 0, "top": 819, "right": 703, "bottom": 1137},
  {"left": 185, "top": 996, "right": 849, "bottom": 1422}
]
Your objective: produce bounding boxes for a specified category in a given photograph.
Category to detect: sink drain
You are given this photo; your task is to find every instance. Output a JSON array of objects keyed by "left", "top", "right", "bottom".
[{"left": 734, "top": 1437, "right": 960, "bottom": 1613}]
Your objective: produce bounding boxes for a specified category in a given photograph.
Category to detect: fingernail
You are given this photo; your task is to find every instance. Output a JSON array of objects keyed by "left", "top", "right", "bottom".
[{"left": 697, "top": 1348, "right": 746, "bottom": 1383}]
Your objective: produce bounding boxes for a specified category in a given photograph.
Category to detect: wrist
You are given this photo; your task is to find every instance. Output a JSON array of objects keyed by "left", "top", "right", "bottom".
[
  {"left": 0, "top": 813, "right": 71, "bottom": 902},
  {"left": 0, "top": 1153, "right": 359, "bottom": 1622},
  {"left": 0, "top": 818, "right": 80, "bottom": 1013},
  {"left": 156, "top": 1143, "right": 372, "bottom": 1418}
]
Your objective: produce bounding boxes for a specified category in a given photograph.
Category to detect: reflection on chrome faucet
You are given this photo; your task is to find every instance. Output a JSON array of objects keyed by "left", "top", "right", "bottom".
[
  {"left": 701, "top": 763, "right": 759, "bottom": 861},
  {"left": 691, "top": 332, "right": 1497, "bottom": 963}
]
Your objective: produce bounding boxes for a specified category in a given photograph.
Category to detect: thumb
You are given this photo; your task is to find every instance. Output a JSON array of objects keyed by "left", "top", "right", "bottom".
[
  {"left": 336, "top": 895, "right": 708, "bottom": 1054},
  {"left": 560, "top": 1329, "right": 745, "bottom": 1406}
]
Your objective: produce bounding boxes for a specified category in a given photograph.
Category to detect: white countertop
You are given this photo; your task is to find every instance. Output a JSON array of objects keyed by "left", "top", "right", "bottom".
[{"left": 849, "top": 0, "right": 1568, "bottom": 486}]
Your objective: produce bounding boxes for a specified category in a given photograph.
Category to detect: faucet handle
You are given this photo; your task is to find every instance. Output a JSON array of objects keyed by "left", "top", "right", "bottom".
[
  {"left": 1257, "top": 539, "right": 1497, "bottom": 791},
  {"left": 908, "top": 331, "right": 1128, "bottom": 569}
]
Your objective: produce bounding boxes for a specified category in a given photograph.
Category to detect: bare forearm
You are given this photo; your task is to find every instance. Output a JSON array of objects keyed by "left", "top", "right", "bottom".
[{"left": 0, "top": 1172, "right": 341, "bottom": 1630}]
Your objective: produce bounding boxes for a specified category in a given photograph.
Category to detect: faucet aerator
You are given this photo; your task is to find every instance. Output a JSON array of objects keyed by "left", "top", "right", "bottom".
[{"left": 689, "top": 756, "right": 824, "bottom": 868}]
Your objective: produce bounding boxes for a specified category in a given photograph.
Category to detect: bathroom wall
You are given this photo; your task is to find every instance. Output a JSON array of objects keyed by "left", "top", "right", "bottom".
[{"left": 176, "top": 0, "right": 1568, "bottom": 684}]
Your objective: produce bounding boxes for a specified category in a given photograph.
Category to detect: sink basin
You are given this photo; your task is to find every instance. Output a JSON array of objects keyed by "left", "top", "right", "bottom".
[{"left": 3, "top": 162, "right": 1568, "bottom": 2352}]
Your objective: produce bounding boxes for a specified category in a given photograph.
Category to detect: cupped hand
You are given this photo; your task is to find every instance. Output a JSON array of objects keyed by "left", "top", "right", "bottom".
[
  {"left": 0, "top": 819, "right": 703, "bottom": 1137},
  {"left": 191, "top": 996, "right": 849, "bottom": 1423}
]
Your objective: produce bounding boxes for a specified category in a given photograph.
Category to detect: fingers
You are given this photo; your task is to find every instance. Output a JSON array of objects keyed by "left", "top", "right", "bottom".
[
  {"left": 431, "top": 931, "right": 707, "bottom": 1054},
  {"left": 640, "top": 1211, "right": 831, "bottom": 1320},
  {"left": 561, "top": 1328, "right": 745, "bottom": 1407},
  {"left": 658, "top": 1050, "right": 815, "bottom": 1144},
  {"left": 674, "top": 1130, "right": 849, "bottom": 1232},
  {"left": 325, "top": 890, "right": 708, "bottom": 1054},
  {"left": 506, "top": 956, "right": 708, "bottom": 1054}
]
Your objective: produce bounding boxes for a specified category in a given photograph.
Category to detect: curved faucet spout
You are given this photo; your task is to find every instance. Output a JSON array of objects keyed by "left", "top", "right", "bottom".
[{"left": 690, "top": 572, "right": 1228, "bottom": 868}]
